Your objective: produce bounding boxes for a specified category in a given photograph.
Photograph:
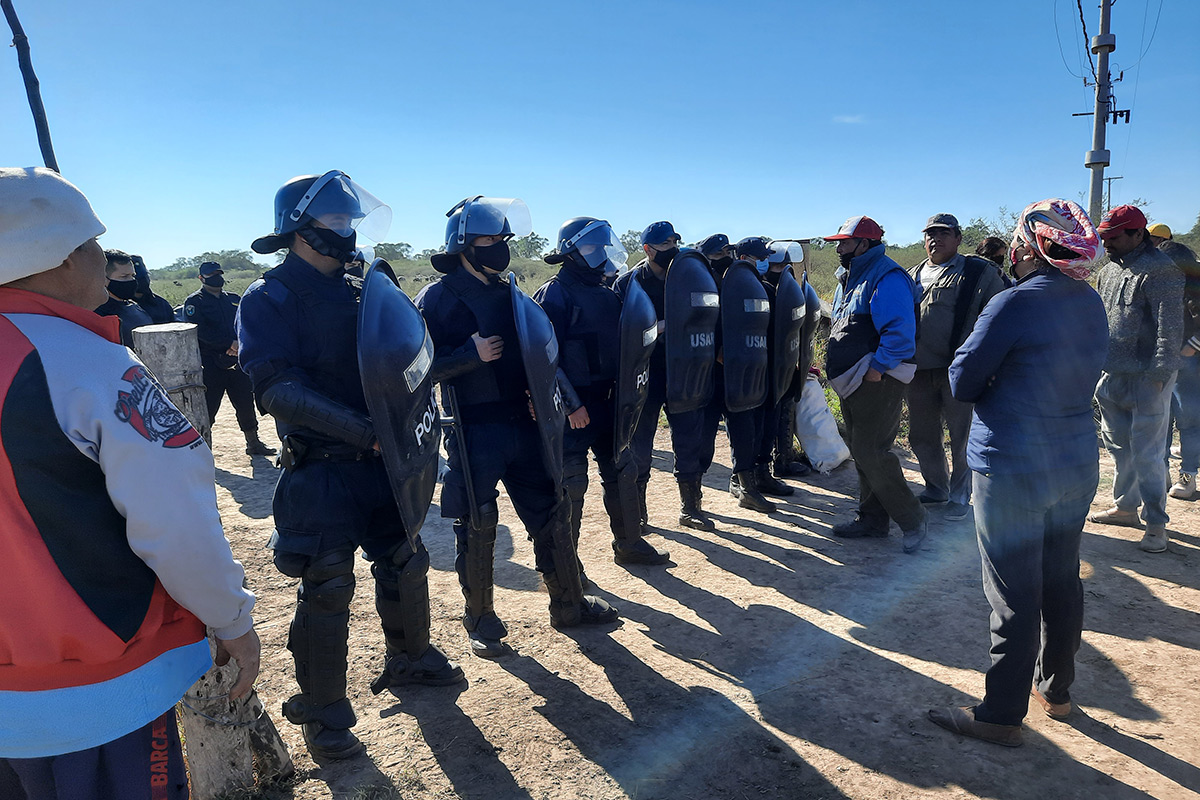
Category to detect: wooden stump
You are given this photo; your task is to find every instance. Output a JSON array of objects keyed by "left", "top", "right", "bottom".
[
  {"left": 131, "top": 322, "right": 211, "bottom": 445},
  {"left": 132, "top": 324, "right": 293, "bottom": 796}
]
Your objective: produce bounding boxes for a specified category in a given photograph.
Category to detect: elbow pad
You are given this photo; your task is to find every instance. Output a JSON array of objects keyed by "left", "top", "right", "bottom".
[
  {"left": 431, "top": 347, "right": 482, "bottom": 384},
  {"left": 259, "top": 380, "right": 375, "bottom": 450}
]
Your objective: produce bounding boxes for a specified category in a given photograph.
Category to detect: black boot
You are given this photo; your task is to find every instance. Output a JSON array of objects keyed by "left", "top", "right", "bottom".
[
  {"left": 245, "top": 432, "right": 277, "bottom": 456},
  {"left": 371, "top": 544, "right": 465, "bottom": 692},
  {"left": 603, "top": 484, "right": 669, "bottom": 565},
  {"left": 543, "top": 572, "right": 619, "bottom": 628},
  {"left": 755, "top": 464, "right": 795, "bottom": 497},
  {"left": 730, "top": 471, "right": 776, "bottom": 513},
  {"left": 677, "top": 480, "right": 715, "bottom": 531},
  {"left": 453, "top": 511, "right": 507, "bottom": 658},
  {"left": 283, "top": 551, "right": 363, "bottom": 761}
]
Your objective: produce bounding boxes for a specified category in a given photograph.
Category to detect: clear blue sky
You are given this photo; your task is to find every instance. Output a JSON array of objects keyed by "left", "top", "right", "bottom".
[{"left": 3, "top": 0, "right": 1197, "bottom": 269}]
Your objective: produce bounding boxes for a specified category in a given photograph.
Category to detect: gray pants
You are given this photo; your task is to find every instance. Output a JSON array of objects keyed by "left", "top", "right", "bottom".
[
  {"left": 841, "top": 376, "right": 925, "bottom": 531},
  {"left": 1095, "top": 371, "right": 1175, "bottom": 526},
  {"left": 907, "top": 367, "right": 973, "bottom": 505}
]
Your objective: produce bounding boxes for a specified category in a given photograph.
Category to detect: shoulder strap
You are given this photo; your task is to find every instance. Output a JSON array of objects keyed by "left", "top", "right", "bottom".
[
  {"left": 949, "top": 257, "right": 987, "bottom": 349},
  {"left": 262, "top": 265, "right": 321, "bottom": 308}
]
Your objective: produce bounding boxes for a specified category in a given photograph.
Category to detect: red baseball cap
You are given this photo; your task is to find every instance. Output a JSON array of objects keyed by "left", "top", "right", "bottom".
[
  {"left": 1097, "top": 204, "right": 1148, "bottom": 239},
  {"left": 825, "top": 215, "right": 884, "bottom": 241}
]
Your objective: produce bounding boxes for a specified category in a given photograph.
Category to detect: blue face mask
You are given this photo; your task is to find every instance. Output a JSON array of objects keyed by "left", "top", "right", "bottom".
[{"left": 756, "top": 259, "right": 770, "bottom": 276}]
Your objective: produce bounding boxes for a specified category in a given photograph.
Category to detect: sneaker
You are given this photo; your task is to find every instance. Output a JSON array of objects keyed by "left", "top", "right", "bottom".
[
  {"left": 902, "top": 519, "right": 928, "bottom": 554},
  {"left": 831, "top": 516, "right": 889, "bottom": 539},
  {"left": 1138, "top": 524, "right": 1169, "bottom": 553},
  {"left": 1169, "top": 471, "right": 1196, "bottom": 500},
  {"left": 945, "top": 502, "right": 971, "bottom": 521}
]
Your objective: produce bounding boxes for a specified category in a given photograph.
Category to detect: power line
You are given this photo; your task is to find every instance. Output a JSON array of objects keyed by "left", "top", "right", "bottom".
[
  {"left": 1054, "top": 0, "right": 1087, "bottom": 79},
  {"left": 1123, "top": 0, "right": 1165, "bottom": 70},
  {"left": 1077, "top": 0, "right": 1098, "bottom": 79}
]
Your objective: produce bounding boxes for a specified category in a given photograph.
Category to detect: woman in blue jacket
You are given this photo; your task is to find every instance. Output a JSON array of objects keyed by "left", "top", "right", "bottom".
[{"left": 930, "top": 199, "right": 1105, "bottom": 746}]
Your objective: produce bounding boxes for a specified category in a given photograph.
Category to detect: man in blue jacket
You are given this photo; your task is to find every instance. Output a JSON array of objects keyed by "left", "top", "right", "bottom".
[{"left": 824, "top": 216, "right": 926, "bottom": 554}]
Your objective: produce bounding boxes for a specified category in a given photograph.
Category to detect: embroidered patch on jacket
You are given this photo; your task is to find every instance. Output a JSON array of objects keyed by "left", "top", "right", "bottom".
[{"left": 115, "top": 366, "right": 202, "bottom": 448}]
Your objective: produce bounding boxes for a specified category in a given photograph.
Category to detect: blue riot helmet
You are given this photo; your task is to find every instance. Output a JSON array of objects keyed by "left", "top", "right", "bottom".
[
  {"left": 251, "top": 170, "right": 391, "bottom": 261},
  {"left": 442, "top": 196, "right": 532, "bottom": 255},
  {"left": 544, "top": 217, "right": 627, "bottom": 274}
]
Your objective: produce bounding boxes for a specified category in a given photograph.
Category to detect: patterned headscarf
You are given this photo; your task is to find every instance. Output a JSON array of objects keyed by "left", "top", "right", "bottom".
[{"left": 1009, "top": 198, "right": 1099, "bottom": 280}]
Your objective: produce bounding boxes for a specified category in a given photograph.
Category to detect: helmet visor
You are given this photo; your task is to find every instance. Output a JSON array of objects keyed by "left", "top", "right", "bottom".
[
  {"left": 568, "top": 220, "right": 627, "bottom": 270},
  {"left": 767, "top": 241, "right": 804, "bottom": 265},
  {"left": 290, "top": 171, "right": 392, "bottom": 242},
  {"left": 452, "top": 197, "right": 532, "bottom": 247}
]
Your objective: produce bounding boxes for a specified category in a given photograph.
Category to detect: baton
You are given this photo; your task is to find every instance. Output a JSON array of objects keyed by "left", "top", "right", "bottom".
[{"left": 445, "top": 385, "right": 480, "bottom": 531}]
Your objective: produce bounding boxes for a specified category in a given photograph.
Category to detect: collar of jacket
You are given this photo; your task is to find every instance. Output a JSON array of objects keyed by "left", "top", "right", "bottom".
[{"left": 0, "top": 286, "right": 121, "bottom": 344}]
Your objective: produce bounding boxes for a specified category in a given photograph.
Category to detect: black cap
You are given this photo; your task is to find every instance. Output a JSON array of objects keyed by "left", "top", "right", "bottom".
[
  {"left": 696, "top": 233, "right": 732, "bottom": 257},
  {"left": 198, "top": 261, "right": 223, "bottom": 278},
  {"left": 640, "top": 221, "right": 680, "bottom": 246},
  {"left": 735, "top": 236, "right": 771, "bottom": 260}
]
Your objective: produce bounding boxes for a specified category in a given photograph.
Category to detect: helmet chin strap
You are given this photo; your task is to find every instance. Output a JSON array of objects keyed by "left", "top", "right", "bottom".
[{"left": 298, "top": 225, "right": 356, "bottom": 264}]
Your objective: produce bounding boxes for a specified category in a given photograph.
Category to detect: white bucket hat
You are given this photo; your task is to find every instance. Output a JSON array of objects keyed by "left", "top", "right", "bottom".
[{"left": 0, "top": 167, "right": 106, "bottom": 284}]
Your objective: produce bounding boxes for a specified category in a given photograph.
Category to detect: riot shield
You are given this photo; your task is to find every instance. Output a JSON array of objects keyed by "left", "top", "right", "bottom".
[
  {"left": 664, "top": 250, "right": 720, "bottom": 413},
  {"left": 721, "top": 260, "right": 771, "bottom": 413},
  {"left": 510, "top": 276, "right": 566, "bottom": 490},
  {"left": 799, "top": 274, "right": 821, "bottom": 384},
  {"left": 771, "top": 266, "right": 807, "bottom": 406},
  {"left": 614, "top": 277, "right": 659, "bottom": 457},
  {"left": 357, "top": 259, "right": 440, "bottom": 545}
]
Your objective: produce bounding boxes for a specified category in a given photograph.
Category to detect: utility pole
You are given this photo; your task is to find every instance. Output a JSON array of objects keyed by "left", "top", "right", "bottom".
[
  {"left": 1103, "top": 175, "right": 1123, "bottom": 211},
  {"left": 1085, "top": 0, "right": 1116, "bottom": 223}
]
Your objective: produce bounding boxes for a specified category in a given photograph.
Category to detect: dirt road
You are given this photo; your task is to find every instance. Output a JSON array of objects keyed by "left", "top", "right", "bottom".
[{"left": 210, "top": 411, "right": 1200, "bottom": 800}]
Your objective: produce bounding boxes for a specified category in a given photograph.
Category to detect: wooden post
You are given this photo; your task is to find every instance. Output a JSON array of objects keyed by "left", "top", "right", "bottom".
[
  {"left": 131, "top": 322, "right": 211, "bottom": 445},
  {"left": 132, "top": 324, "right": 294, "bottom": 796}
]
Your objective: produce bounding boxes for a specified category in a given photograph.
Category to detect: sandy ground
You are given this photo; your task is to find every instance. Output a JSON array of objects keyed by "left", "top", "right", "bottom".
[{"left": 208, "top": 407, "right": 1200, "bottom": 800}]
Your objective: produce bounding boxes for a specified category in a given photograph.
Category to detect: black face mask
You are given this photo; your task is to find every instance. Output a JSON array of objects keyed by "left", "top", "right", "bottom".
[
  {"left": 107, "top": 279, "right": 138, "bottom": 301},
  {"left": 202, "top": 275, "right": 226, "bottom": 288},
  {"left": 709, "top": 255, "right": 733, "bottom": 275},
  {"left": 469, "top": 240, "right": 511, "bottom": 277},
  {"left": 652, "top": 246, "right": 678, "bottom": 269},
  {"left": 565, "top": 255, "right": 606, "bottom": 286},
  {"left": 299, "top": 225, "right": 358, "bottom": 264}
]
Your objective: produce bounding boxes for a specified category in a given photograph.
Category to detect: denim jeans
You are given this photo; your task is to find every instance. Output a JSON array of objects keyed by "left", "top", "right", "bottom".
[
  {"left": 1095, "top": 371, "right": 1175, "bottom": 525},
  {"left": 971, "top": 463, "right": 1098, "bottom": 726},
  {"left": 1171, "top": 355, "right": 1200, "bottom": 475}
]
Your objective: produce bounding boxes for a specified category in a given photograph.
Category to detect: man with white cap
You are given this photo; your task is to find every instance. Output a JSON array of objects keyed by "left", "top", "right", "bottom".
[{"left": 0, "top": 167, "right": 259, "bottom": 800}]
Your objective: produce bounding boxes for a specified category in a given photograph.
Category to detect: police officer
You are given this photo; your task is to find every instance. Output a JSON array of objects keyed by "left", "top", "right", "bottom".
[
  {"left": 416, "top": 196, "right": 617, "bottom": 660},
  {"left": 534, "top": 217, "right": 670, "bottom": 571},
  {"left": 129, "top": 253, "right": 177, "bottom": 324},
  {"left": 96, "top": 249, "right": 152, "bottom": 348},
  {"left": 184, "top": 261, "right": 276, "bottom": 456},
  {"left": 750, "top": 237, "right": 801, "bottom": 497},
  {"left": 238, "top": 171, "right": 463, "bottom": 761},
  {"left": 614, "top": 221, "right": 721, "bottom": 531}
]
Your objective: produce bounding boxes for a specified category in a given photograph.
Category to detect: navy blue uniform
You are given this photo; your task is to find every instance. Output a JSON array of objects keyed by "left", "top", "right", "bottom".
[
  {"left": 613, "top": 263, "right": 713, "bottom": 484},
  {"left": 95, "top": 297, "right": 152, "bottom": 349},
  {"left": 237, "top": 253, "right": 404, "bottom": 560},
  {"left": 535, "top": 267, "right": 622, "bottom": 535},
  {"left": 184, "top": 288, "right": 259, "bottom": 436},
  {"left": 416, "top": 267, "right": 560, "bottom": 574}
]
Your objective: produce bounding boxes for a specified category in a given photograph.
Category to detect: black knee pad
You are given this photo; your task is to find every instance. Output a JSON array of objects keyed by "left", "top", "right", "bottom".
[
  {"left": 475, "top": 501, "right": 499, "bottom": 531},
  {"left": 300, "top": 550, "right": 355, "bottom": 615},
  {"left": 273, "top": 549, "right": 309, "bottom": 579}
]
